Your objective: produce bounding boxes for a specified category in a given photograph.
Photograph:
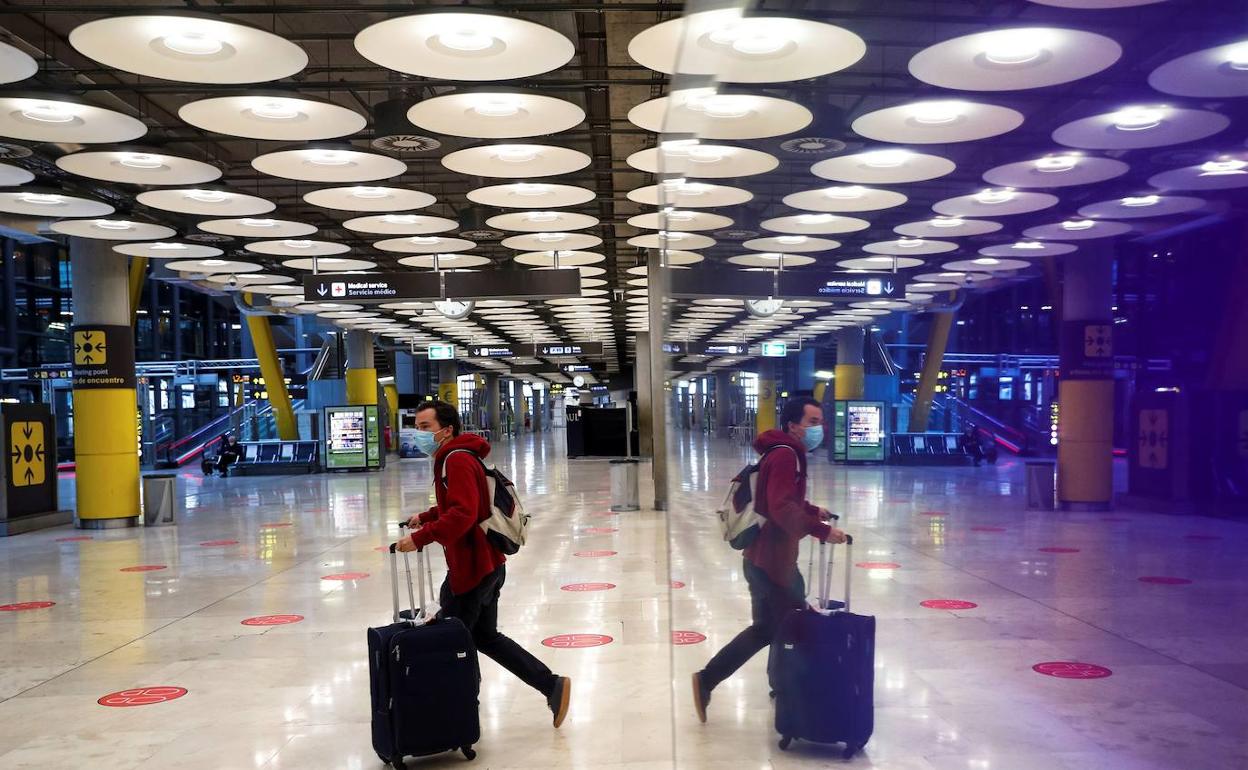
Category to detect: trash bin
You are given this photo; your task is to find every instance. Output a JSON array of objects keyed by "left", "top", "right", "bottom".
[
  {"left": 609, "top": 459, "right": 640, "bottom": 512},
  {"left": 1025, "top": 460, "right": 1057, "bottom": 510},
  {"left": 142, "top": 474, "right": 178, "bottom": 526}
]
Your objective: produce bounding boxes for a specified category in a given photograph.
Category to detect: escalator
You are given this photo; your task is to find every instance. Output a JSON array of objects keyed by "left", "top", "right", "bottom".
[{"left": 153, "top": 400, "right": 294, "bottom": 468}]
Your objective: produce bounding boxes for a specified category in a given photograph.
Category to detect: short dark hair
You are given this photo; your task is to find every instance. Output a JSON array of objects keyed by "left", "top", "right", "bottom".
[
  {"left": 779, "top": 396, "right": 821, "bottom": 432},
  {"left": 415, "top": 399, "right": 461, "bottom": 436}
]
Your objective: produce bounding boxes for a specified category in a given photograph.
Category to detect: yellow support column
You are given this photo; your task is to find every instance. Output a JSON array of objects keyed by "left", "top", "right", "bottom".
[
  {"left": 128, "top": 256, "right": 147, "bottom": 326},
  {"left": 244, "top": 307, "right": 298, "bottom": 440},
  {"left": 834, "top": 328, "right": 866, "bottom": 400},
  {"left": 344, "top": 329, "right": 379, "bottom": 405},
  {"left": 437, "top": 360, "right": 458, "bottom": 408},
  {"left": 69, "top": 239, "right": 140, "bottom": 527},
  {"left": 756, "top": 359, "right": 777, "bottom": 433},
  {"left": 908, "top": 312, "right": 955, "bottom": 432}
]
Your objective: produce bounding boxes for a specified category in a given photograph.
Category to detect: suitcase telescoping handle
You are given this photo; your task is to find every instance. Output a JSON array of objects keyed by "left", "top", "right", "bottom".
[
  {"left": 812, "top": 534, "right": 854, "bottom": 613},
  {"left": 391, "top": 523, "right": 435, "bottom": 624}
]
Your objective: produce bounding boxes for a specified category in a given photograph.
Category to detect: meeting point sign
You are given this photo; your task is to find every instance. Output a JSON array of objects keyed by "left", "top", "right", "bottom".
[{"left": 70, "top": 325, "right": 137, "bottom": 390}]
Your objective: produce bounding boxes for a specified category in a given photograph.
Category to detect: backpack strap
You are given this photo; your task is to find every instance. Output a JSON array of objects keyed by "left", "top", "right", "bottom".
[{"left": 436, "top": 447, "right": 482, "bottom": 487}]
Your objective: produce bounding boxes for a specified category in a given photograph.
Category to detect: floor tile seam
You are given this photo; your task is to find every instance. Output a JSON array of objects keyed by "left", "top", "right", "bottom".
[
  {"left": 0, "top": 534, "right": 361, "bottom": 704},
  {"left": 863, "top": 527, "right": 1248, "bottom": 691}
]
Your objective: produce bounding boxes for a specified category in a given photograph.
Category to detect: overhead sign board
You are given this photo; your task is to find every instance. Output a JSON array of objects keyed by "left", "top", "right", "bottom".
[
  {"left": 761, "top": 342, "right": 788, "bottom": 358},
  {"left": 667, "top": 269, "right": 906, "bottom": 301},
  {"left": 563, "top": 364, "right": 593, "bottom": 373},
  {"left": 428, "top": 344, "right": 456, "bottom": 361},
  {"left": 463, "top": 342, "right": 604, "bottom": 358},
  {"left": 801, "top": 274, "right": 905, "bottom": 300},
  {"left": 661, "top": 342, "right": 687, "bottom": 355},
  {"left": 701, "top": 343, "right": 748, "bottom": 356},
  {"left": 303, "top": 269, "right": 580, "bottom": 303}
]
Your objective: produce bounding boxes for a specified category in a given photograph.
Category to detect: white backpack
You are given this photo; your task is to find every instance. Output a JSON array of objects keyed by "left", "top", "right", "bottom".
[
  {"left": 439, "top": 449, "right": 530, "bottom": 555},
  {"left": 716, "top": 444, "right": 800, "bottom": 550}
]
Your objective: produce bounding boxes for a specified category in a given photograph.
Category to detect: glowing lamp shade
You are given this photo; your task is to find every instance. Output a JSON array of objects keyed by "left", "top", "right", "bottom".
[
  {"left": 68, "top": 15, "right": 308, "bottom": 84},
  {"left": 0, "top": 96, "right": 146, "bottom": 143},
  {"left": 1112, "top": 106, "right": 1166, "bottom": 131}
]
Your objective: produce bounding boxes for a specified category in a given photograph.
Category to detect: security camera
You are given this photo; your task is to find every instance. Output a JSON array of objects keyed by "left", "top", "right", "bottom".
[
  {"left": 227, "top": 274, "right": 238, "bottom": 289},
  {"left": 612, "top": 289, "right": 625, "bottom": 302}
]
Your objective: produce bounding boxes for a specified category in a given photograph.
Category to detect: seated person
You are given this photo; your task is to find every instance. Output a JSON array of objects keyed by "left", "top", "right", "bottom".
[{"left": 214, "top": 434, "right": 242, "bottom": 476}]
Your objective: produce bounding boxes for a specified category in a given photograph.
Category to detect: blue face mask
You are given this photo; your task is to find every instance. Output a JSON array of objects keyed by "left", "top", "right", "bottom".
[
  {"left": 414, "top": 430, "right": 439, "bottom": 456},
  {"left": 801, "top": 424, "right": 824, "bottom": 452}
]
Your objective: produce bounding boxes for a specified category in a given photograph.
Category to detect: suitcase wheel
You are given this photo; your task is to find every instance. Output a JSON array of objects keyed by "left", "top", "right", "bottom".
[
  {"left": 461, "top": 746, "right": 476, "bottom": 761},
  {"left": 778, "top": 736, "right": 792, "bottom": 751}
]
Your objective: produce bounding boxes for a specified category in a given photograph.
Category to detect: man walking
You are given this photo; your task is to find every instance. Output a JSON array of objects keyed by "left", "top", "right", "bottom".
[
  {"left": 398, "top": 400, "right": 572, "bottom": 728},
  {"left": 692, "top": 396, "right": 847, "bottom": 722}
]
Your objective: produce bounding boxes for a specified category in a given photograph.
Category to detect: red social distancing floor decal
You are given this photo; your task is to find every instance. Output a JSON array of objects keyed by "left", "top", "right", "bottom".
[
  {"left": 971, "top": 526, "right": 1006, "bottom": 532},
  {"left": 590, "top": 512, "right": 617, "bottom": 518},
  {"left": 561, "top": 583, "right": 616, "bottom": 592},
  {"left": 54, "top": 535, "right": 92, "bottom": 542},
  {"left": 1138, "top": 576, "right": 1193, "bottom": 585},
  {"left": 573, "top": 550, "right": 617, "bottom": 558},
  {"left": 199, "top": 540, "right": 238, "bottom": 547},
  {"left": 542, "top": 634, "right": 614, "bottom": 649},
  {"left": 855, "top": 562, "right": 901, "bottom": 570},
  {"left": 580, "top": 527, "right": 618, "bottom": 534},
  {"left": 98, "top": 686, "right": 188, "bottom": 707},
  {"left": 241, "top": 614, "right": 304, "bottom": 626},
  {"left": 1038, "top": 547, "right": 1080, "bottom": 554},
  {"left": 672, "top": 631, "right": 706, "bottom": 646},
  {"left": 0, "top": 601, "right": 55, "bottom": 612},
  {"left": 260, "top": 522, "right": 293, "bottom": 529},
  {"left": 920, "top": 599, "right": 978, "bottom": 610},
  {"left": 1032, "top": 662, "right": 1112, "bottom": 679},
  {"left": 321, "top": 572, "right": 370, "bottom": 581},
  {"left": 670, "top": 581, "right": 686, "bottom": 589},
  {"left": 120, "top": 565, "right": 167, "bottom": 572}
]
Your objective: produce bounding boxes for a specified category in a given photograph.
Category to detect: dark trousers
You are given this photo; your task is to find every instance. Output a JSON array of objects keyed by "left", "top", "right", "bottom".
[
  {"left": 701, "top": 559, "right": 806, "bottom": 692},
  {"left": 439, "top": 564, "right": 558, "bottom": 697}
]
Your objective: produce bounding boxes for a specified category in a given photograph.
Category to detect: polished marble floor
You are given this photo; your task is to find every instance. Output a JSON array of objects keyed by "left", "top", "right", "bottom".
[{"left": 1, "top": 431, "right": 1245, "bottom": 769}]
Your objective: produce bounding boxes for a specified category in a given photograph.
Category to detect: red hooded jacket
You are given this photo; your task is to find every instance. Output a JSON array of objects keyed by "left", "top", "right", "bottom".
[
  {"left": 744, "top": 429, "right": 832, "bottom": 587},
  {"left": 408, "top": 433, "right": 506, "bottom": 595}
]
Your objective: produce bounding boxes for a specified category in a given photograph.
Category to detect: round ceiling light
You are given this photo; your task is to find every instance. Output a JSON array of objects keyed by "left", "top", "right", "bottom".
[
  {"left": 252, "top": 147, "right": 406, "bottom": 183},
  {"left": 197, "top": 218, "right": 316, "bottom": 238},
  {"left": 933, "top": 190, "right": 1058, "bottom": 217},
  {"left": 629, "top": 89, "right": 812, "bottom": 140},
  {"left": 501, "top": 232, "right": 603, "bottom": 251},
  {"left": 1077, "top": 195, "right": 1204, "bottom": 219},
  {"left": 1053, "top": 106, "right": 1230, "bottom": 150},
  {"left": 627, "top": 232, "right": 716, "bottom": 250},
  {"left": 407, "top": 91, "right": 585, "bottom": 139},
  {"left": 1149, "top": 158, "right": 1248, "bottom": 191},
  {"left": 466, "top": 183, "right": 595, "bottom": 209},
  {"left": 851, "top": 100, "right": 1024, "bottom": 144},
  {"left": 1023, "top": 220, "right": 1133, "bottom": 240},
  {"left": 136, "top": 187, "right": 274, "bottom": 216},
  {"left": 894, "top": 218, "right": 1002, "bottom": 238},
  {"left": 244, "top": 239, "right": 350, "bottom": 257},
  {"left": 1150, "top": 40, "right": 1248, "bottom": 98},
  {"left": 282, "top": 257, "right": 377, "bottom": 272},
  {"left": 441, "top": 144, "right": 591, "bottom": 178},
  {"left": 0, "top": 188, "right": 113, "bottom": 217},
  {"left": 355, "top": 12, "right": 573, "bottom": 80},
  {"left": 979, "top": 242, "right": 1077, "bottom": 258},
  {"left": 374, "top": 236, "right": 477, "bottom": 254},
  {"left": 983, "top": 154, "right": 1128, "bottom": 188},
  {"left": 627, "top": 9, "right": 865, "bottom": 83},
  {"left": 397, "top": 254, "right": 493, "bottom": 270},
  {"left": 55, "top": 149, "right": 221, "bottom": 186},
  {"left": 178, "top": 95, "right": 366, "bottom": 140},
  {"left": 836, "top": 256, "right": 925, "bottom": 270},
  {"left": 486, "top": 211, "right": 599, "bottom": 233},
  {"left": 628, "top": 181, "right": 753, "bottom": 208},
  {"left": 341, "top": 213, "right": 459, "bottom": 234},
  {"left": 742, "top": 236, "right": 840, "bottom": 253},
  {"left": 782, "top": 186, "right": 907, "bottom": 213},
  {"left": 627, "top": 211, "right": 733, "bottom": 232},
  {"left": 728, "top": 252, "right": 816, "bottom": 268},
  {"left": 0, "top": 163, "right": 34, "bottom": 186},
  {"left": 811, "top": 150, "right": 955, "bottom": 184},
  {"left": 68, "top": 14, "right": 307, "bottom": 83},
  {"left": 627, "top": 143, "right": 778, "bottom": 178},
  {"left": 303, "top": 186, "right": 435, "bottom": 213},
  {"left": 909, "top": 27, "right": 1121, "bottom": 90},
  {"left": 113, "top": 242, "right": 223, "bottom": 259},
  {"left": 51, "top": 219, "right": 175, "bottom": 241},
  {"left": 864, "top": 238, "right": 958, "bottom": 256},
  {"left": 1026, "top": 0, "right": 1165, "bottom": 6},
  {"left": 164, "top": 258, "right": 261, "bottom": 274},
  {"left": 206, "top": 272, "right": 296, "bottom": 289},
  {"left": 760, "top": 214, "right": 871, "bottom": 235},
  {"left": 941, "top": 257, "right": 1029, "bottom": 272},
  {"left": 514, "top": 251, "right": 605, "bottom": 268},
  {"left": 0, "top": 95, "right": 146, "bottom": 143},
  {"left": 0, "top": 41, "right": 36, "bottom": 84}
]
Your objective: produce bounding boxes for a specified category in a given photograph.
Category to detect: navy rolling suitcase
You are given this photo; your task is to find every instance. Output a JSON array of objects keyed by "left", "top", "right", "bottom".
[
  {"left": 770, "top": 536, "right": 875, "bottom": 758},
  {"left": 369, "top": 542, "right": 480, "bottom": 767}
]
